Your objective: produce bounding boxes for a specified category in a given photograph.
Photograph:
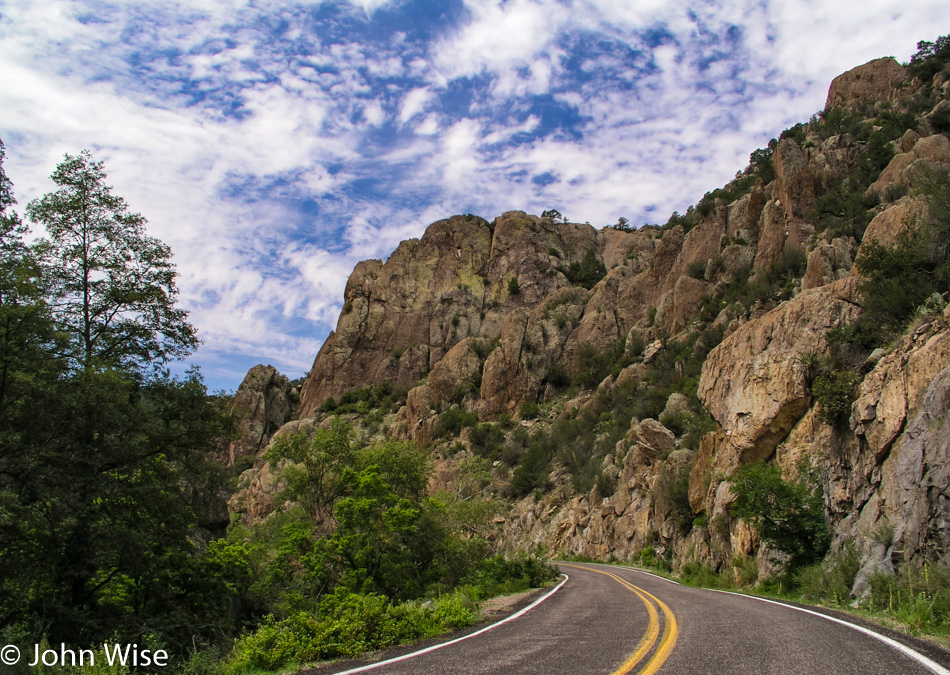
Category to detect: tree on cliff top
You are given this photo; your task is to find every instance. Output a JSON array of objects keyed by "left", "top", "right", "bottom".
[{"left": 27, "top": 150, "right": 198, "bottom": 371}]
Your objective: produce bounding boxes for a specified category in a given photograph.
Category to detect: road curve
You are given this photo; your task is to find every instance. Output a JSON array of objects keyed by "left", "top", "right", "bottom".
[{"left": 308, "top": 562, "right": 950, "bottom": 674}]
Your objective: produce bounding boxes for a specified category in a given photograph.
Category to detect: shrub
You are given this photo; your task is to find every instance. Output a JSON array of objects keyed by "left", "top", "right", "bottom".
[
  {"left": 659, "top": 411, "right": 691, "bottom": 437},
  {"left": 811, "top": 370, "right": 859, "bottom": 428},
  {"left": 518, "top": 402, "right": 540, "bottom": 419},
  {"left": 572, "top": 340, "right": 625, "bottom": 389},
  {"left": 559, "top": 249, "right": 607, "bottom": 290},
  {"left": 469, "top": 422, "right": 504, "bottom": 459},
  {"left": 794, "top": 541, "right": 860, "bottom": 605},
  {"left": 906, "top": 34, "right": 950, "bottom": 83},
  {"left": 434, "top": 407, "right": 478, "bottom": 438},
  {"left": 507, "top": 277, "right": 521, "bottom": 295},
  {"left": 686, "top": 260, "right": 707, "bottom": 280},
  {"left": 225, "top": 590, "right": 477, "bottom": 672},
  {"left": 510, "top": 441, "right": 552, "bottom": 496},
  {"left": 730, "top": 461, "right": 829, "bottom": 569},
  {"left": 543, "top": 364, "right": 570, "bottom": 389},
  {"left": 866, "top": 561, "right": 950, "bottom": 635}
]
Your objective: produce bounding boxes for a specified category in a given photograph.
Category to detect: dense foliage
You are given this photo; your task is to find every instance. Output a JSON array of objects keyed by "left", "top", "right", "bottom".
[
  {"left": 830, "top": 167, "right": 950, "bottom": 351},
  {"left": 224, "top": 420, "right": 555, "bottom": 672},
  {"left": 729, "top": 462, "right": 830, "bottom": 568},
  {"left": 0, "top": 143, "right": 236, "bottom": 661},
  {"left": 0, "top": 142, "right": 557, "bottom": 674}
]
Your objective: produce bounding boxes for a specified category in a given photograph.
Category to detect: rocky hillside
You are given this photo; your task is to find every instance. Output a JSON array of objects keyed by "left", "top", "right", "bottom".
[{"left": 230, "top": 51, "right": 950, "bottom": 592}]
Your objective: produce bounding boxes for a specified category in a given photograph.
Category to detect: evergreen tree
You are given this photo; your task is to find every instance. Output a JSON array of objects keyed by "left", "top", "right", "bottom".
[{"left": 27, "top": 151, "right": 198, "bottom": 371}]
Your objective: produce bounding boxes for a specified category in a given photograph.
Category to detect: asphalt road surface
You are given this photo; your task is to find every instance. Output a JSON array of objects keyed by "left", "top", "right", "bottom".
[{"left": 309, "top": 562, "right": 950, "bottom": 674}]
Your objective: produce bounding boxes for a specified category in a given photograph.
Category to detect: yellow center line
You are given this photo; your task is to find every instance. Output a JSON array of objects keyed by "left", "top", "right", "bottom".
[
  {"left": 636, "top": 586, "right": 678, "bottom": 675},
  {"left": 559, "top": 564, "right": 679, "bottom": 675}
]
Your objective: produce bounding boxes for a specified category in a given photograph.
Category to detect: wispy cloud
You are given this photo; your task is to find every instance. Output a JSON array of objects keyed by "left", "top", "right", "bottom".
[{"left": 0, "top": 0, "right": 944, "bottom": 389}]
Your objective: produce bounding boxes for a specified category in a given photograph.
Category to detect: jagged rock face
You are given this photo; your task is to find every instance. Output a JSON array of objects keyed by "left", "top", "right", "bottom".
[
  {"left": 697, "top": 277, "right": 862, "bottom": 470},
  {"left": 225, "top": 365, "right": 293, "bottom": 466},
  {"left": 298, "top": 215, "right": 495, "bottom": 415},
  {"left": 234, "top": 52, "right": 950, "bottom": 582},
  {"left": 802, "top": 237, "right": 854, "bottom": 290},
  {"left": 297, "top": 213, "right": 655, "bottom": 418},
  {"left": 825, "top": 57, "right": 906, "bottom": 111},
  {"left": 858, "top": 197, "right": 926, "bottom": 254},
  {"left": 866, "top": 133, "right": 950, "bottom": 199},
  {"left": 428, "top": 338, "right": 481, "bottom": 408}
]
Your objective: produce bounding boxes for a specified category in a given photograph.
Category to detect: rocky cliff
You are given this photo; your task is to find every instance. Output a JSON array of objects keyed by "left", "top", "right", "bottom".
[{"left": 231, "top": 55, "right": 950, "bottom": 591}]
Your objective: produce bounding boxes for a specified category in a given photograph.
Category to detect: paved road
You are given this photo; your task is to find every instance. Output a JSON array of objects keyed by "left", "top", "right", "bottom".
[{"left": 309, "top": 562, "right": 950, "bottom": 674}]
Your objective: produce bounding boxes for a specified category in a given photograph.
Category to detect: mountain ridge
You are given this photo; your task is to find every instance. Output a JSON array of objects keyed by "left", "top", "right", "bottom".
[{"left": 228, "top": 51, "right": 950, "bottom": 592}]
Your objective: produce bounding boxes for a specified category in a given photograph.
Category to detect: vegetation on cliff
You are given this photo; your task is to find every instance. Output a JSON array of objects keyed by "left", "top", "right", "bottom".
[{"left": 0, "top": 144, "right": 556, "bottom": 674}]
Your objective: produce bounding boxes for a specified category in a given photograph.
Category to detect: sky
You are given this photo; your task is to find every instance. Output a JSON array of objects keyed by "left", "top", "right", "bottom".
[{"left": 0, "top": 0, "right": 945, "bottom": 392}]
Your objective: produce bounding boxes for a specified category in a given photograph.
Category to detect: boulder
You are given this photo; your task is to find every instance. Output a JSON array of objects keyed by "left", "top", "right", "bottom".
[
  {"left": 698, "top": 278, "right": 862, "bottom": 470},
  {"left": 825, "top": 58, "right": 906, "bottom": 111},
  {"left": 428, "top": 338, "right": 481, "bottom": 407}
]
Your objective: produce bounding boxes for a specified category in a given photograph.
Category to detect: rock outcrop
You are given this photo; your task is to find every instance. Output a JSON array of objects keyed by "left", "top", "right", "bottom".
[
  {"left": 225, "top": 365, "right": 294, "bottom": 466},
  {"left": 825, "top": 57, "right": 906, "bottom": 111},
  {"left": 231, "top": 50, "right": 950, "bottom": 588}
]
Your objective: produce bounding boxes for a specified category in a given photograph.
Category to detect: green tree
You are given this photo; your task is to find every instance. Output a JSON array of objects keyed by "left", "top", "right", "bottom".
[
  {"left": 266, "top": 419, "right": 356, "bottom": 529},
  {"left": 563, "top": 249, "right": 607, "bottom": 290},
  {"left": 730, "top": 461, "right": 829, "bottom": 568},
  {"left": 0, "top": 367, "right": 235, "bottom": 649},
  {"left": 309, "top": 440, "right": 435, "bottom": 599},
  {"left": 907, "top": 35, "right": 950, "bottom": 81},
  {"left": 27, "top": 150, "right": 198, "bottom": 371},
  {"left": 748, "top": 146, "right": 775, "bottom": 184},
  {"left": 0, "top": 141, "right": 60, "bottom": 428}
]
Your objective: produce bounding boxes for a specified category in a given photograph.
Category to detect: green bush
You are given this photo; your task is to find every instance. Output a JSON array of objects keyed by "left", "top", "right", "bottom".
[
  {"left": 518, "top": 402, "right": 540, "bottom": 419},
  {"left": 906, "top": 35, "right": 950, "bottom": 83},
  {"left": 462, "top": 554, "right": 557, "bottom": 599},
  {"left": 224, "top": 590, "right": 477, "bottom": 673},
  {"left": 558, "top": 249, "right": 606, "bottom": 289},
  {"left": 811, "top": 370, "right": 859, "bottom": 428},
  {"left": 469, "top": 422, "right": 504, "bottom": 459},
  {"left": 659, "top": 411, "right": 691, "bottom": 437},
  {"left": 730, "top": 461, "right": 829, "bottom": 569},
  {"left": 867, "top": 562, "right": 950, "bottom": 635},
  {"left": 686, "top": 260, "right": 707, "bottom": 280},
  {"left": 794, "top": 542, "right": 860, "bottom": 605},
  {"left": 507, "top": 277, "right": 521, "bottom": 295},
  {"left": 510, "top": 440, "right": 553, "bottom": 496},
  {"left": 434, "top": 407, "right": 478, "bottom": 438},
  {"left": 679, "top": 562, "right": 733, "bottom": 589}
]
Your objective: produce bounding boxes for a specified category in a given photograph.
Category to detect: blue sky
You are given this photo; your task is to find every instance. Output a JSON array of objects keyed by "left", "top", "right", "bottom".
[{"left": 0, "top": 0, "right": 945, "bottom": 392}]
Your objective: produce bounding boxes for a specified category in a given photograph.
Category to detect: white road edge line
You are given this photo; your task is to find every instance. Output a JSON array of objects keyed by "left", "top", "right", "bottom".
[
  {"left": 330, "top": 574, "right": 571, "bottom": 675},
  {"left": 709, "top": 589, "right": 950, "bottom": 675}
]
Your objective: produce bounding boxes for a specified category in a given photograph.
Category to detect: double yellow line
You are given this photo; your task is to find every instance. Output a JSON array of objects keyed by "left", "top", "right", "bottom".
[{"left": 560, "top": 564, "right": 679, "bottom": 675}]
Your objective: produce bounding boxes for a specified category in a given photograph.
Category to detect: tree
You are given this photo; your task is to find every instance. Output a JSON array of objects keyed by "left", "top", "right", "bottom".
[
  {"left": 265, "top": 419, "right": 356, "bottom": 529},
  {"left": 729, "top": 461, "right": 829, "bottom": 568},
  {"left": 26, "top": 151, "right": 198, "bottom": 371},
  {"left": 562, "top": 249, "right": 606, "bottom": 290},
  {"left": 907, "top": 35, "right": 950, "bottom": 81},
  {"left": 0, "top": 140, "right": 60, "bottom": 441},
  {"left": 611, "top": 216, "right": 632, "bottom": 232}
]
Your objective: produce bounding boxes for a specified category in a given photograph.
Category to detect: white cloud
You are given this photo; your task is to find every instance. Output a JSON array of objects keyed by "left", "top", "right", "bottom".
[
  {"left": 1, "top": 0, "right": 946, "bottom": 390},
  {"left": 398, "top": 87, "right": 434, "bottom": 124}
]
